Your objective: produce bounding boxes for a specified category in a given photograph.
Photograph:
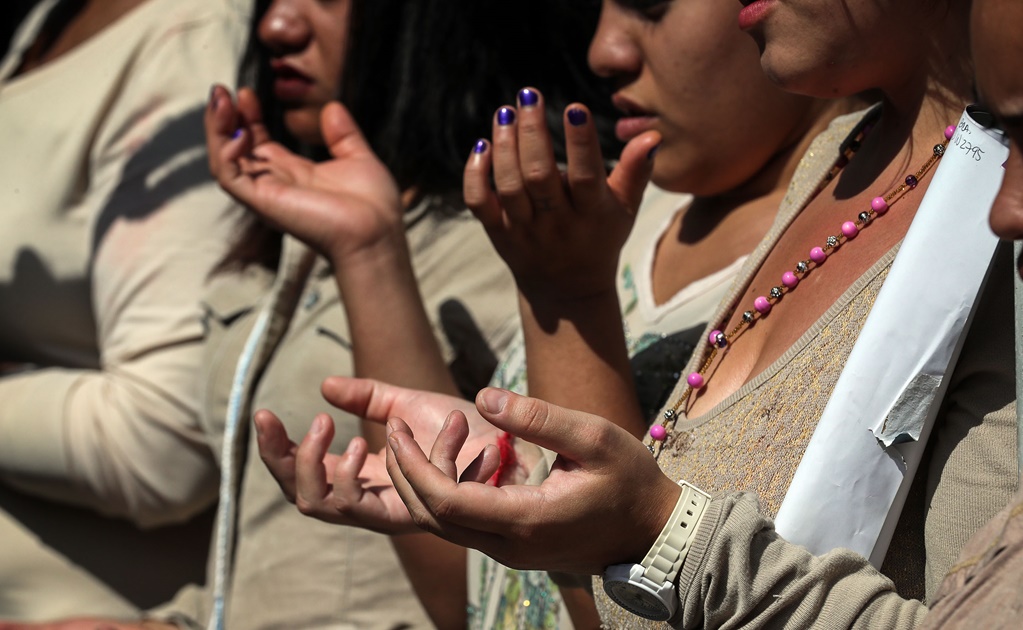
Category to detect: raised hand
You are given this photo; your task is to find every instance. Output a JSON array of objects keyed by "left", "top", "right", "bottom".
[
  {"left": 384, "top": 387, "right": 682, "bottom": 575},
  {"left": 205, "top": 85, "right": 404, "bottom": 266},
  {"left": 256, "top": 377, "right": 507, "bottom": 534},
  {"left": 463, "top": 87, "right": 661, "bottom": 301}
]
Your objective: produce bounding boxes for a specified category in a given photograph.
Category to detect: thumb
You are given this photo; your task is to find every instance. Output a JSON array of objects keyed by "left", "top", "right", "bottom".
[
  {"left": 607, "top": 130, "right": 661, "bottom": 212},
  {"left": 474, "top": 388, "right": 625, "bottom": 464},
  {"left": 320, "top": 101, "right": 375, "bottom": 160}
]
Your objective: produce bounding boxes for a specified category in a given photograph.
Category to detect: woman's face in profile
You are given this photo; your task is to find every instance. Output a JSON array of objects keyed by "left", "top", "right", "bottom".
[
  {"left": 587, "top": 0, "right": 811, "bottom": 196},
  {"left": 258, "top": 0, "right": 352, "bottom": 145},
  {"left": 973, "top": 0, "right": 1023, "bottom": 276}
]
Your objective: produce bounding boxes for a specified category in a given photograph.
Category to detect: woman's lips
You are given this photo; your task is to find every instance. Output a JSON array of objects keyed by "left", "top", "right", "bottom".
[
  {"left": 615, "top": 116, "right": 657, "bottom": 143},
  {"left": 270, "top": 61, "right": 314, "bottom": 101},
  {"left": 738, "top": 0, "right": 776, "bottom": 30},
  {"left": 612, "top": 95, "right": 657, "bottom": 142}
]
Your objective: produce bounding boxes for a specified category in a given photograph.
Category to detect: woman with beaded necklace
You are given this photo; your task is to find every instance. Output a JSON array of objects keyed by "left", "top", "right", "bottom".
[{"left": 271, "top": 0, "right": 1017, "bottom": 626}]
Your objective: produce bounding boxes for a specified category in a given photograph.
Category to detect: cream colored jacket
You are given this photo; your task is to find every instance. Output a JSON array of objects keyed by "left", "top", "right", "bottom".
[{"left": 0, "top": 0, "right": 250, "bottom": 618}]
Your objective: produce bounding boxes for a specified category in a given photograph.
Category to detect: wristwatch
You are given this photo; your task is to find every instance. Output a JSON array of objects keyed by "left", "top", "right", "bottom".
[{"left": 602, "top": 481, "right": 710, "bottom": 621}]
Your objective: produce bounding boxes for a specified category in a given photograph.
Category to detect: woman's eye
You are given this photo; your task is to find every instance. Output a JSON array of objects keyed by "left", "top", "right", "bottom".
[{"left": 620, "top": 0, "right": 671, "bottom": 22}]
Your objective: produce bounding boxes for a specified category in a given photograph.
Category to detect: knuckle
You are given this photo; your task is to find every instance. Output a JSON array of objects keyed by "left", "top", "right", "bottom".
[
  {"left": 517, "top": 398, "right": 552, "bottom": 437},
  {"left": 522, "top": 164, "right": 554, "bottom": 187},
  {"left": 409, "top": 506, "right": 433, "bottom": 530},
  {"left": 569, "top": 170, "right": 601, "bottom": 189},
  {"left": 494, "top": 174, "right": 524, "bottom": 198},
  {"left": 430, "top": 495, "right": 458, "bottom": 521},
  {"left": 295, "top": 496, "right": 316, "bottom": 515},
  {"left": 588, "top": 419, "right": 616, "bottom": 446}
]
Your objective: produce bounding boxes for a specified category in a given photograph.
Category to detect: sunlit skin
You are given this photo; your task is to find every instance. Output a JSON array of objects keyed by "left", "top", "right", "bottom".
[
  {"left": 258, "top": 0, "right": 351, "bottom": 144},
  {"left": 737, "top": 0, "right": 943, "bottom": 100},
  {"left": 590, "top": 0, "right": 818, "bottom": 196},
  {"left": 974, "top": 0, "right": 1023, "bottom": 278},
  {"left": 682, "top": 0, "right": 972, "bottom": 417}
]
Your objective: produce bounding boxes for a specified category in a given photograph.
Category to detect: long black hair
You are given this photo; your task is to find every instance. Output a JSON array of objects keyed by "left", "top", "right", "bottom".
[{"left": 227, "top": 0, "right": 618, "bottom": 268}]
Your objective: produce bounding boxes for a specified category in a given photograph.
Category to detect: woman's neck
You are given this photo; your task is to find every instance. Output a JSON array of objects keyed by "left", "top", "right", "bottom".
[
  {"left": 679, "top": 97, "right": 859, "bottom": 243},
  {"left": 649, "top": 98, "right": 860, "bottom": 305},
  {"left": 834, "top": 77, "right": 970, "bottom": 205}
]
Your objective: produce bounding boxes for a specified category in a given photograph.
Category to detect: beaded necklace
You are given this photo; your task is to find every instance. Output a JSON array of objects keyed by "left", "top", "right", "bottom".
[{"left": 647, "top": 121, "right": 955, "bottom": 452}]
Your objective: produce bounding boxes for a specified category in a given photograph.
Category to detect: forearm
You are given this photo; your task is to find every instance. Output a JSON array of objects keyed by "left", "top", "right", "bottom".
[
  {"left": 673, "top": 492, "right": 928, "bottom": 629},
  {"left": 0, "top": 362, "right": 218, "bottom": 527},
  {"left": 334, "top": 236, "right": 457, "bottom": 393},
  {"left": 520, "top": 288, "right": 647, "bottom": 438},
  {"left": 391, "top": 534, "right": 468, "bottom": 629},
  {"left": 332, "top": 233, "right": 468, "bottom": 625},
  {"left": 332, "top": 234, "right": 458, "bottom": 450}
]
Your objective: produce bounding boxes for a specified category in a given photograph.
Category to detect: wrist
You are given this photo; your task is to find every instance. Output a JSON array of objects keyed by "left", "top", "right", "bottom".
[
  {"left": 633, "top": 474, "right": 684, "bottom": 563},
  {"left": 603, "top": 479, "right": 709, "bottom": 621},
  {"left": 519, "top": 285, "right": 620, "bottom": 320},
  {"left": 329, "top": 226, "right": 410, "bottom": 276},
  {"left": 324, "top": 212, "right": 407, "bottom": 269}
]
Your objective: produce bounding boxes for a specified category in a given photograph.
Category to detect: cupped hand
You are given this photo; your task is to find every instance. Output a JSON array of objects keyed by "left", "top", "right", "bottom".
[
  {"left": 463, "top": 87, "right": 661, "bottom": 301},
  {"left": 384, "top": 388, "right": 682, "bottom": 575},
  {"left": 205, "top": 85, "right": 404, "bottom": 265},
  {"left": 256, "top": 377, "right": 510, "bottom": 534}
]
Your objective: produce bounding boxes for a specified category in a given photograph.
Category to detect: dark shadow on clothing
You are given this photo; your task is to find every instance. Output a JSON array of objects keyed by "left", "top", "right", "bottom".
[
  {"left": 90, "top": 106, "right": 212, "bottom": 254},
  {"left": 439, "top": 299, "right": 499, "bottom": 399},
  {"left": 0, "top": 249, "right": 97, "bottom": 367},
  {"left": 0, "top": 483, "right": 214, "bottom": 612}
]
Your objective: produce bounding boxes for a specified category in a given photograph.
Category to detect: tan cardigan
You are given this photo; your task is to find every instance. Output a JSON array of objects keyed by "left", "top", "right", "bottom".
[{"left": 0, "top": 0, "right": 250, "bottom": 618}]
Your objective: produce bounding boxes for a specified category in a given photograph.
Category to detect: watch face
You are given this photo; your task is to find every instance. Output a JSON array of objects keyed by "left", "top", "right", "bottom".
[{"left": 604, "top": 579, "right": 671, "bottom": 621}]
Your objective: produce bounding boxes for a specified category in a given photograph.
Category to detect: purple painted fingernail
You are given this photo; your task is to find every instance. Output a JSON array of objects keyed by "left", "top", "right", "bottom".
[
  {"left": 473, "top": 139, "right": 488, "bottom": 154},
  {"left": 517, "top": 88, "right": 539, "bottom": 107},
  {"left": 647, "top": 143, "right": 660, "bottom": 160},
  {"left": 232, "top": 128, "right": 243, "bottom": 140},
  {"left": 497, "top": 107, "right": 516, "bottom": 126},
  {"left": 567, "top": 108, "right": 587, "bottom": 126}
]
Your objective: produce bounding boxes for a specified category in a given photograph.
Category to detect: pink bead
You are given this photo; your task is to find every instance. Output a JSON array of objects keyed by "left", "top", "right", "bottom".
[
  {"left": 650, "top": 425, "right": 667, "bottom": 441},
  {"left": 842, "top": 221, "right": 859, "bottom": 238},
  {"left": 945, "top": 125, "right": 956, "bottom": 140},
  {"left": 754, "top": 296, "right": 772, "bottom": 314},
  {"left": 782, "top": 271, "right": 799, "bottom": 288},
  {"left": 871, "top": 196, "right": 888, "bottom": 214},
  {"left": 810, "top": 247, "right": 827, "bottom": 263},
  {"left": 687, "top": 372, "right": 705, "bottom": 389},
  {"left": 708, "top": 329, "right": 723, "bottom": 345}
]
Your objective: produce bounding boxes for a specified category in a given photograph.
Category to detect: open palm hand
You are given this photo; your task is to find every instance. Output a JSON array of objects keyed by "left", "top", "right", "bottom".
[{"left": 205, "top": 86, "right": 403, "bottom": 265}]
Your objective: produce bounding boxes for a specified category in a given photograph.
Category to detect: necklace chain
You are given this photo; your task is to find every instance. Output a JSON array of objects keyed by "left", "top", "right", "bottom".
[{"left": 648, "top": 121, "right": 955, "bottom": 454}]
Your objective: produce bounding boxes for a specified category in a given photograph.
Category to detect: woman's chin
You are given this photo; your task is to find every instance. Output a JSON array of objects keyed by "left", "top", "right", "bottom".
[{"left": 282, "top": 110, "right": 325, "bottom": 147}]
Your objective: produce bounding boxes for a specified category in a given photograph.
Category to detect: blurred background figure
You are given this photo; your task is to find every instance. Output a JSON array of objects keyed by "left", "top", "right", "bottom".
[{"left": 0, "top": 0, "right": 252, "bottom": 620}]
